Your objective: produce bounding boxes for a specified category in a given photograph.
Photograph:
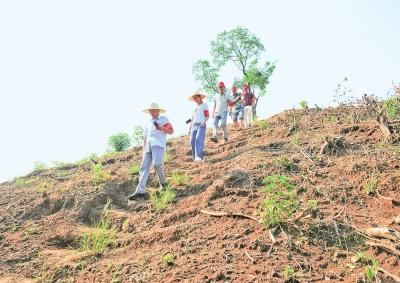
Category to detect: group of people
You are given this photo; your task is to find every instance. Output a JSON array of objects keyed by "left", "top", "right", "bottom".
[{"left": 128, "top": 82, "right": 256, "bottom": 200}]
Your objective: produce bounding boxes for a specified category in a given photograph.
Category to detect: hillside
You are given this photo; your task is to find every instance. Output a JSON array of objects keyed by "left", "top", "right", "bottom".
[{"left": 1, "top": 106, "right": 400, "bottom": 283}]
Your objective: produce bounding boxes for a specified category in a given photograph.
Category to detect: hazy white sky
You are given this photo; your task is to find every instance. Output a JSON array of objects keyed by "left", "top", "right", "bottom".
[{"left": 0, "top": 0, "right": 399, "bottom": 182}]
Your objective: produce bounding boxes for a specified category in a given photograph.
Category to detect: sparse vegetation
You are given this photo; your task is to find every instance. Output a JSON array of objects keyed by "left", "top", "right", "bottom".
[
  {"left": 149, "top": 188, "right": 176, "bottom": 213},
  {"left": 91, "top": 164, "right": 107, "bottom": 185},
  {"left": 108, "top": 132, "right": 131, "bottom": 152},
  {"left": 283, "top": 265, "right": 295, "bottom": 281},
  {"left": 38, "top": 181, "right": 53, "bottom": 194},
  {"left": 129, "top": 165, "right": 140, "bottom": 176},
  {"left": 290, "top": 134, "right": 301, "bottom": 146},
  {"left": 80, "top": 200, "right": 114, "bottom": 254},
  {"left": 299, "top": 100, "right": 308, "bottom": 110},
  {"left": 76, "top": 153, "right": 99, "bottom": 165},
  {"left": 274, "top": 156, "right": 297, "bottom": 171},
  {"left": 257, "top": 120, "right": 269, "bottom": 130},
  {"left": 57, "top": 171, "right": 70, "bottom": 177},
  {"left": 364, "top": 175, "right": 378, "bottom": 195},
  {"left": 382, "top": 96, "right": 399, "bottom": 119},
  {"left": 23, "top": 223, "right": 38, "bottom": 239},
  {"left": 10, "top": 222, "right": 19, "bottom": 232},
  {"left": 324, "top": 115, "right": 338, "bottom": 123},
  {"left": 51, "top": 160, "right": 73, "bottom": 168},
  {"left": 15, "top": 177, "right": 36, "bottom": 187},
  {"left": 260, "top": 175, "right": 300, "bottom": 228},
  {"left": 365, "top": 257, "right": 379, "bottom": 282},
  {"left": 162, "top": 253, "right": 175, "bottom": 266},
  {"left": 170, "top": 171, "right": 190, "bottom": 186},
  {"left": 132, "top": 126, "right": 145, "bottom": 146},
  {"left": 164, "top": 152, "right": 171, "bottom": 163},
  {"left": 33, "top": 161, "right": 47, "bottom": 172},
  {"left": 307, "top": 199, "right": 317, "bottom": 208}
]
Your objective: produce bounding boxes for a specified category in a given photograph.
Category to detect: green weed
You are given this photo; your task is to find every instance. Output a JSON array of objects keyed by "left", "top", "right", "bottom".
[
  {"left": 260, "top": 175, "right": 299, "bottom": 228},
  {"left": 364, "top": 175, "right": 378, "bottom": 195},
  {"left": 258, "top": 120, "right": 269, "bottom": 130},
  {"left": 170, "top": 171, "right": 190, "bottom": 186},
  {"left": 365, "top": 257, "right": 379, "bottom": 282},
  {"left": 129, "top": 165, "right": 140, "bottom": 176},
  {"left": 299, "top": 100, "right": 308, "bottom": 110},
  {"left": 33, "top": 161, "right": 47, "bottom": 172},
  {"left": 283, "top": 265, "right": 295, "bottom": 281},
  {"left": 383, "top": 96, "right": 399, "bottom": 119},
  {"left": 91, "top": 164, "right": 107, "bottom": 185},
  {"left": 162, "top": 253, "right": 175, "bottom": 266},
  {"left": 38, "top": 182, "right": 53, "bottom": 194},
  {"left": 149, "top": 188, "right": 176, "bottom": 213},
  {"left": 324, "top": 115, "right": 338, "bottom": 123},
  {"left": 274, "top": 156, "right": 297, "bottom": 171},
  {"left": 108, "top": 132, "right": 131, "bottom": 152},
  {"left": 15, "top": 177, "right": 36, "bottom": 187},
  {"left": 164, "top": 152, "right": 171, "bottom": 163}
]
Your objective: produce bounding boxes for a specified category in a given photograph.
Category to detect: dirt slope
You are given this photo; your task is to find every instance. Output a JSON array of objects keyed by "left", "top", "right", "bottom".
[{"left": 0, "top": 106, "right": 399, "bottom": 283}]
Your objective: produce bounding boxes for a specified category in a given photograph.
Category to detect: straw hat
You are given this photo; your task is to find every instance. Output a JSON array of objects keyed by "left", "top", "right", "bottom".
[
  {"left": 142, "top": 102, "right": 166, "bottom": 113},
  {"left": 188, "top": 93, "right": 207, "bottom": 102}
]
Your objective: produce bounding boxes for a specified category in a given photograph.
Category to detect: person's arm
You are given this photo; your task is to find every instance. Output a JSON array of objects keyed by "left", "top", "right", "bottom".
[
  {"left": 143, "top": 137, "right": 147, "bottom": 148},
  {"left": 188, "top": 115, "right": 194, "bottom": 136},
  {"left": 252, "top": 94, "right": 257, "bottom": 106},
  {"left": 158, "top": 123, "right": 174, "bottom": 135},
  {"left": 201, "top": 107, "right": 209, "bottom": 127}
]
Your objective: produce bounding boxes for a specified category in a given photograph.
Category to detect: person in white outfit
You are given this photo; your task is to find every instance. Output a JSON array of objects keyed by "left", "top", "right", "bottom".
[{"left": 128, "top": 103, "right": 174, "bottom": 200}]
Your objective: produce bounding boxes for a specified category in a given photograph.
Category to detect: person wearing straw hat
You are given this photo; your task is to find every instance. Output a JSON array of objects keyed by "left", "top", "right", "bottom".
[
  {"left": 187, "top": 93, "right": 209, "bottom": 162},
  {"left": 128, "top": 102, "right": 174, "bottom": 200},
  {"left": 210, "top": 81, "right": 232, "bottom": 143}
]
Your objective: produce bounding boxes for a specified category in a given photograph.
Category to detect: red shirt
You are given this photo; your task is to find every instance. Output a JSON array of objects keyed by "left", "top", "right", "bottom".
[{"left": 243, "top": 92, "right": 254, "bottom": 106}]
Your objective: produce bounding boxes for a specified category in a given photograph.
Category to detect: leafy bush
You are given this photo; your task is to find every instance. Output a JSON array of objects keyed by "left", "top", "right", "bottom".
[
  {"left": 383, "top": 96, "right": 399, "bottom": 119},
  {"left": 170, "top": 171, "right": 190, "bottom": 186},
  {"left": 108, "top": 132, "right": 131, "bottom": 152},
  {"left": 299, "top": 100, "right": 308, "bottom": 110},
  {"left": 38, "top": 182, "right": 53, "bottom": 194},
  {"left": 162, "top": 253, "right": 175, "bottom": 266},
  {"left": 149, "top": 188, "right": 176, "bottom": 213},
  {"left": 129, "top": 165, "right": 140, "bottom": 176},
  {"left": 260, "top": 175, "right": 299, "bottom": 228},
  {"left": 33, "top": 161, "right": 47, "bottom": 172},
  {"left": 91, "top": 164, "right": 107, "bottom": 185},
  {"left": 132, "top": 126, "right": 145, "bottom": 146}
]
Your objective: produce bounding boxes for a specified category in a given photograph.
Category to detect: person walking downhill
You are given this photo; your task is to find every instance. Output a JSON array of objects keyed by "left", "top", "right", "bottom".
[
  {"left": 230, "top": 85, "right": 244, "bottom": 130},
  {"left": 211, "top": 81, "right": 232, "bottom": 143},
  {"left": 242, "top": 83, "right": 256, "bottom": 128},
  {"left": 128, "top": 103, "right": 174, "bottom": 200},
  {"left": 188, "top": 93, "right": 209, "bottom": 162}
]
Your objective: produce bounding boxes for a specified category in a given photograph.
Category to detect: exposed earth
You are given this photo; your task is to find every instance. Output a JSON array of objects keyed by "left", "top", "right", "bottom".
[{"left": 1, "top": 106, "right": 399, "bottom": 282}]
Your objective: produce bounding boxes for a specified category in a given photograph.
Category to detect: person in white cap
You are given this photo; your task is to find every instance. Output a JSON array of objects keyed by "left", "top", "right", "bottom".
[
  {"left": 128, "top": 103, "right": 174, "bottom": 200},
  {"left": 187, "top": 93, "right": 209, "bottom": 162}
]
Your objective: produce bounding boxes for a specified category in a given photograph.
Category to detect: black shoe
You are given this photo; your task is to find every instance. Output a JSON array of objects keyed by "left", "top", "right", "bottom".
[
  {"left": 210, "top": 137, "right": 218, "bottom": 143},
  {"left": 128, "top": 192, "right": 147, "bottom": 201}
]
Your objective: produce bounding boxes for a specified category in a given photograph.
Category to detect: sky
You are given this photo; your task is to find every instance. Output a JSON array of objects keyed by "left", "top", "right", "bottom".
[{"left": 0, "top": 0, "right": 399, "bottom": 182}]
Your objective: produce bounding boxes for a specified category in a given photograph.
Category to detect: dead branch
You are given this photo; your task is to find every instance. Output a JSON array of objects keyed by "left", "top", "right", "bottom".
[
  {"left": 244, "top": 250, "right": 255, "bottom": 263},
  {"left": 378, "top": 116, "right": 393, "bottom": 143},
  {"left": 378, "top": 267, "right": 400, "bottom": 283},
  {"left": 366, "top": 240, "right": 400, "bottom": 257},
  {"left": 364, "top": 227, "right": 400, "bottom": 242},
  {"left": 377, "top": 190, "right": 400, "bottom": 206},
  {"left": 200, "top": 209, "right": 262, "bottom": 223},
  {"left": 293, "top": 144, "right": 315, "bottom": 164}
]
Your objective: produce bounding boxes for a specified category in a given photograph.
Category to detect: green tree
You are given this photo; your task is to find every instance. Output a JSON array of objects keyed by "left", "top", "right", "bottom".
[
  {"left": 193, "top": 27, "right": 275, "bottom": 110},
  {"left": 108, "top": 132, "right": 131, "bottom": 152},
  {"left": 192, "top": 59, "right": 219, "bottom": 96},
  {"left": 132, "top": 126, "right": 145, "bottom": 146}
]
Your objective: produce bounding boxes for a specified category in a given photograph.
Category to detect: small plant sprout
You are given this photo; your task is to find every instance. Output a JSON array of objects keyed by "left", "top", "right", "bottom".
[
  {"left": 365, "top": 257, "right": 379, "bottom": 282},
  {"left": 33, "top": 161, "right": 47, "bottom": 172},
  {"left": 38, "top": 182, "right": 53, "bottom": 194},
  {"left": 162, "top": 253, "right": 175, "bottom": 266},
  {"left": 164, "top": 152, "right": 171, "bottom": 163},
  {"left": 299, "top": 100, "right": 308, "bottom": 110},
  {"left": 258, "top": 120, "right": 269, "bottom": 130},
  {"left": 15, "top": 177, "right": 36, "bottom": 187},
  {"left": 129, "top": 165, "right": 140, "bottom": 176},
  {"left": 274, "top": 156, "right": 297, "bottom": 171},
  {"left": 364, "top": 175, "right": 378, "bottom": 195},
  {"left": 149, "top": 188, "right": 176, "bottom": 213},
  {"left": 307, "top": 199, "right": 317, "bottom": 208},
  {"left": 91, "top": 164, "right": 108, "bottom": 185},
  {"left": 283, "top": 265, "right": 295, "bottom": 281},
  {"left": 170, "top": 171, "right": 190, "bottom": 186},
  {"left": 260, "top": 175, "right": 300, "bottom": 228}
]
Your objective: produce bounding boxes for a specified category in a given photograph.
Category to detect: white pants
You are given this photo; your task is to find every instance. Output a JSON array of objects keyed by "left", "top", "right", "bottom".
[{"left": 244, "top": 106, "right": 253, "bottom": 128}]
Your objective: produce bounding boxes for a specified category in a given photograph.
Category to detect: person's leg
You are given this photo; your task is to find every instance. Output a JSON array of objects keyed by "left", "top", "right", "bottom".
[
  {"left": 221, "top": 111, "right": 228, "bottom": 141},
  {"left": 212, "top": 115, "right": 221, "bottom": 138},
  {"left": 232, "top": 110, "right": 238, "bottom": 128},
  {"left": 244, "top": 106, "right": 252, "bottom": 128},
  {"left": 152, "top": 146, "right": 167, "bottom": 187},
  {"left": 190, "top": 125, "right": 198, "bottom": 159},
  {"left": 238, "top": 108, "right": 244, "bottom": 129},
  {"left": 134, "top": 149, "right": 153, "bottom": 194},
  {"left": 195, "top": 125, "right": 206, "bottom": 159},
  {"left": 249, "top": 106, "right": 254, "bottom": 126}
]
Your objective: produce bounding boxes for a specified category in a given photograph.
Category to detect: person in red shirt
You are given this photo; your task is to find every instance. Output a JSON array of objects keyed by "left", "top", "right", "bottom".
[{"left": 242, "top": 84, "right": 256, "bottom": 128}]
